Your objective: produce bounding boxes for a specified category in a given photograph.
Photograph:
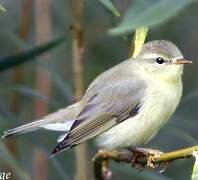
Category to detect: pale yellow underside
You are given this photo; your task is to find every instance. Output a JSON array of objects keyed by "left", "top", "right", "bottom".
[{"left": 96, "top": 64, "right": 183, "bottom": 149}]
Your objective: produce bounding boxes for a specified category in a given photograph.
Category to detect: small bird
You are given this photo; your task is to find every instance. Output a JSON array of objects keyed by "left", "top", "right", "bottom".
[{"left": 2, "top": 40, "right": 192, "bottom": 156}]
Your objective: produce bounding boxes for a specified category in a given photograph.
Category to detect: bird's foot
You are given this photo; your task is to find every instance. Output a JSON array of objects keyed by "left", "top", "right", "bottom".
[
  {"left": 102, "top": 166, "right": 112, "bottom": 180},
  {"left": 129, "top": 147, "right": 168, "bottom": 173}
]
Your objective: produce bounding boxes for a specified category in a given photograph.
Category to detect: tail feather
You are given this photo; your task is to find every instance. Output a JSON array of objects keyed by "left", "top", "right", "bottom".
[
  {"left": 51, "top": 135, "right": 74, "bottom": 157},
  {"left": 2, "top": 119, "right": 46, "bottom": 138},
  {"left": 2, "top": 103, "right": 80, "bottom": 138}
]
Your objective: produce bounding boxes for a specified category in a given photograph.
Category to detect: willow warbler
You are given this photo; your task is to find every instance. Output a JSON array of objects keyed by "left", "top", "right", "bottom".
[{"left": 2, "top": 40, "right": 192, "bottom": 156}]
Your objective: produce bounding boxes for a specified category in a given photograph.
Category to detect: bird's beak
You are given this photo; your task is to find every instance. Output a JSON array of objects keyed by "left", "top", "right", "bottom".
[{"left": 173, "top": 58, "right": 192, "bottom": 65}]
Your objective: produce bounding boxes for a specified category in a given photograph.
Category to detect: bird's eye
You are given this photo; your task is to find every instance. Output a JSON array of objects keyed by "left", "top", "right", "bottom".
[{"left": 156, "top": 57, "right": 164, "bottom": 64}]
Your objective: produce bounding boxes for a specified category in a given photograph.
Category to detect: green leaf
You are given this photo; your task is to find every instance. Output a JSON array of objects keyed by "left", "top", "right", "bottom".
[
  {"left": 192, "top": 151, "right": 198, "bottom": 180},
  {"left": 0, "top": 84, "right": 61, "bottom": 108},
  {"left": 109, "top": 0, "right": 195, "bottom": 35},
  {"left": 0, "top": 35, "right": 66, "bottom": 71},
  {"left": 8, "top": 85, "right": 61, "bottom": 108},
  {"left": 0, "top": 4, "right": 5, "bottom": 12},
  {"left": 0, "top": 28, "right": 29, "bottom": 49},
  {"left": 22, "top": 134, "right": 71, "bottom": 180},
  {"left": 165, "top": 126, "right": 197, "bottom": 145},
  {"left": 99, "top": 0, "right": 120, "bottom": 17},
  {"left": 0, "top": 104, "right": 18, "bottom": 123},
  {"left": 38, "top": 60, "right": 73, "bottom": 103},
  {"left": 50, "top": 158, "right": 71, "bottom": 180},
  {"left": 0, "top": 141, "right": 30, "bottom": 180},
  {"left": 128, "top": 26, "right": 148, "bottom": 58},
  {"left": 0, "top": 108, "right": 70, "bottom": 180}
]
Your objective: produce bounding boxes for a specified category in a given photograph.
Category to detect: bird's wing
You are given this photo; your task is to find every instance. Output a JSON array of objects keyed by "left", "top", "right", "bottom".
[{"left": 52, "top": 71, "right": 146, "bottom": 155}]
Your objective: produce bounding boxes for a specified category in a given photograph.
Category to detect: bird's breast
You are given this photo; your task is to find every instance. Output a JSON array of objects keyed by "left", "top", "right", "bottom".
[
  {"left": 96, "top": 78, "right": 183, "bottom": 150},
  {"left": 141, "top": 78, "right": 183, "bottom": 133}
]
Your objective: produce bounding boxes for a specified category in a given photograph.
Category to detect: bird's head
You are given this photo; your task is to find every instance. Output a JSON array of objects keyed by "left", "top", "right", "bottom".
[{"left": 136, "top": 40, "right": 192, "bottom": 82}]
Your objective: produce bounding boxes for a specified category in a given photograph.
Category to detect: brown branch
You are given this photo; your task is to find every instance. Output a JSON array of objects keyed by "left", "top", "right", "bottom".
[
  {"left": 71, "top": 0, "right": 89, "bottom": 180},
  {"left": 92, "top": 150, "right": 132, "bottom": 180},
  {"left": 7, "top": 0, "right": 34, "bottom": 156},
  {"left": 93, "top": 146, "right": 198, "bottom": 180},
  {"left": 34, "top": 0, "right": 52, "bottom": 179}
]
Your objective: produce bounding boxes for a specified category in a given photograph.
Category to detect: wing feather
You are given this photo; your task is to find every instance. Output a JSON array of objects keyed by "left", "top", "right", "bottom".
[{"left": 51, "top": 60, "right": 146, "bottom": 155}]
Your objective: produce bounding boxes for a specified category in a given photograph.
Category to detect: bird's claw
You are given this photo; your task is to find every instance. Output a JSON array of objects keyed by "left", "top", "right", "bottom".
[
  {"left": 102, "top": 167, "right": 112, "bottom": 180},
  {"left": 129, "top": 147, "right": 168, "bottom": 173},
  {"left": 159, "top": 161, "right": 168, "bottom": 173}
]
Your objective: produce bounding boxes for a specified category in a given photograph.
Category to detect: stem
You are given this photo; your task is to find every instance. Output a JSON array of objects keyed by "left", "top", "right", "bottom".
[
  {"left": 93, "top": 146, "right": 198, "bottom": 180},
  {"left": 5, "top": 1, "right": 34, "bottom": 176},
  {"left": 93, "top": 150, "right": 132, "bottom": 180},
  {"left": 156, "top": 146, "right": 198, "bottom": 162},
  {"left": 34, "top": 0, "right": 51, "bottom": 179},
  {"left": 8, "top": 0, "right": 34, "bottom": 156},
  {"left": 71, "top": 0, "right": 89, "bottom": 180}
]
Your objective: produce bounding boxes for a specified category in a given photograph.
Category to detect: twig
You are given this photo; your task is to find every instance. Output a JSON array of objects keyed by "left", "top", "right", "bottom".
[
  {"left": 92, "top": 150, "right": 132, "bottom": 180},
  {"left": 34, "top": 0, "right": 52, "bottom": 179},
  {"left": 93, "top": 146, "right": 198, "bottom": 180},
  {"left": 155, "top": 146, "right": 198, "bottom": 162},
  {"left": 71, "top": 0, "right": 89, "bottom": 180}
]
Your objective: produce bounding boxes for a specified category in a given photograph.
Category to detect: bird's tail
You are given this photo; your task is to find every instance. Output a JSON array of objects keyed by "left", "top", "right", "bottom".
[{"left": 2, "top": 103, "right": 80, "bottom": 138}]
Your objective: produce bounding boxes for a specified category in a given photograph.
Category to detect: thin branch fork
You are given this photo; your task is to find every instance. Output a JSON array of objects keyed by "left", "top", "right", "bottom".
[{"left": 93, "top": 146, "right": 198, "bottom": 180}]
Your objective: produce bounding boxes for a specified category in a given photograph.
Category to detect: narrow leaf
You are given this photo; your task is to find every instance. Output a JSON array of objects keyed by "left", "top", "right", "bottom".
[
  {"left": 109, "top": 0, "right": 195, "bottom": 35},
  {"left": 0, "top": 141, "right": 30, "bottom": 180},
  {"left": 99, "top": 0, "right": 120, "bottom": 17},
  {"left": 129, "top": 26, "right": 148, "bottom": 58},
  {"left": 165, "top": 126, "right": 197, "bottom": 146},
  {"left": 0, "top": 104, "right": 18, "bottom": 123},
  {"left": 23, "top": 135, "right": 72, "bottom": 180},
  {"left": 0, "top": 4, "right": 5, "bottom": 12},
  {"left": 38, "top": 61, "right": 73, "bottom": 103},
  {"left": 0, "top": 35, "right": 66, "bottom": 71},
  {"left": 192, "top": 151, "right": 198, "bottom": 180},
  {"left": 8, "top": 85, "right": 61, "bottom": 108},
  {"left": 50, "top": 158, "right": 71, "bottom": 180},
  {"left": 0, "top": 85, "right": 61, "bottom": 108}
]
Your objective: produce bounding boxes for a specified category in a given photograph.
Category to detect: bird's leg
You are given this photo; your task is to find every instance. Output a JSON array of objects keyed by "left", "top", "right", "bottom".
[
  {"left": 129, "top": 147, "right": 168, "bottom": 172},
  {"left": 101, "top": 159, "right": 112, "bottom": 179},
  {"left": 130, "top": 147, "right": 145, "bottom": 168},
  {"left": 145, "top": 148, "right": 163, "bottom": 168},
  {"left": 159, "top": 161, "right": 168, "bottom": 173}
]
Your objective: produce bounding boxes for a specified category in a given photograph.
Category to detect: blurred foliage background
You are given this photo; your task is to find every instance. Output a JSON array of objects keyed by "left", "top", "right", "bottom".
[{"left": 0, "top": 0, "right": 198, "bottom": 179}]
